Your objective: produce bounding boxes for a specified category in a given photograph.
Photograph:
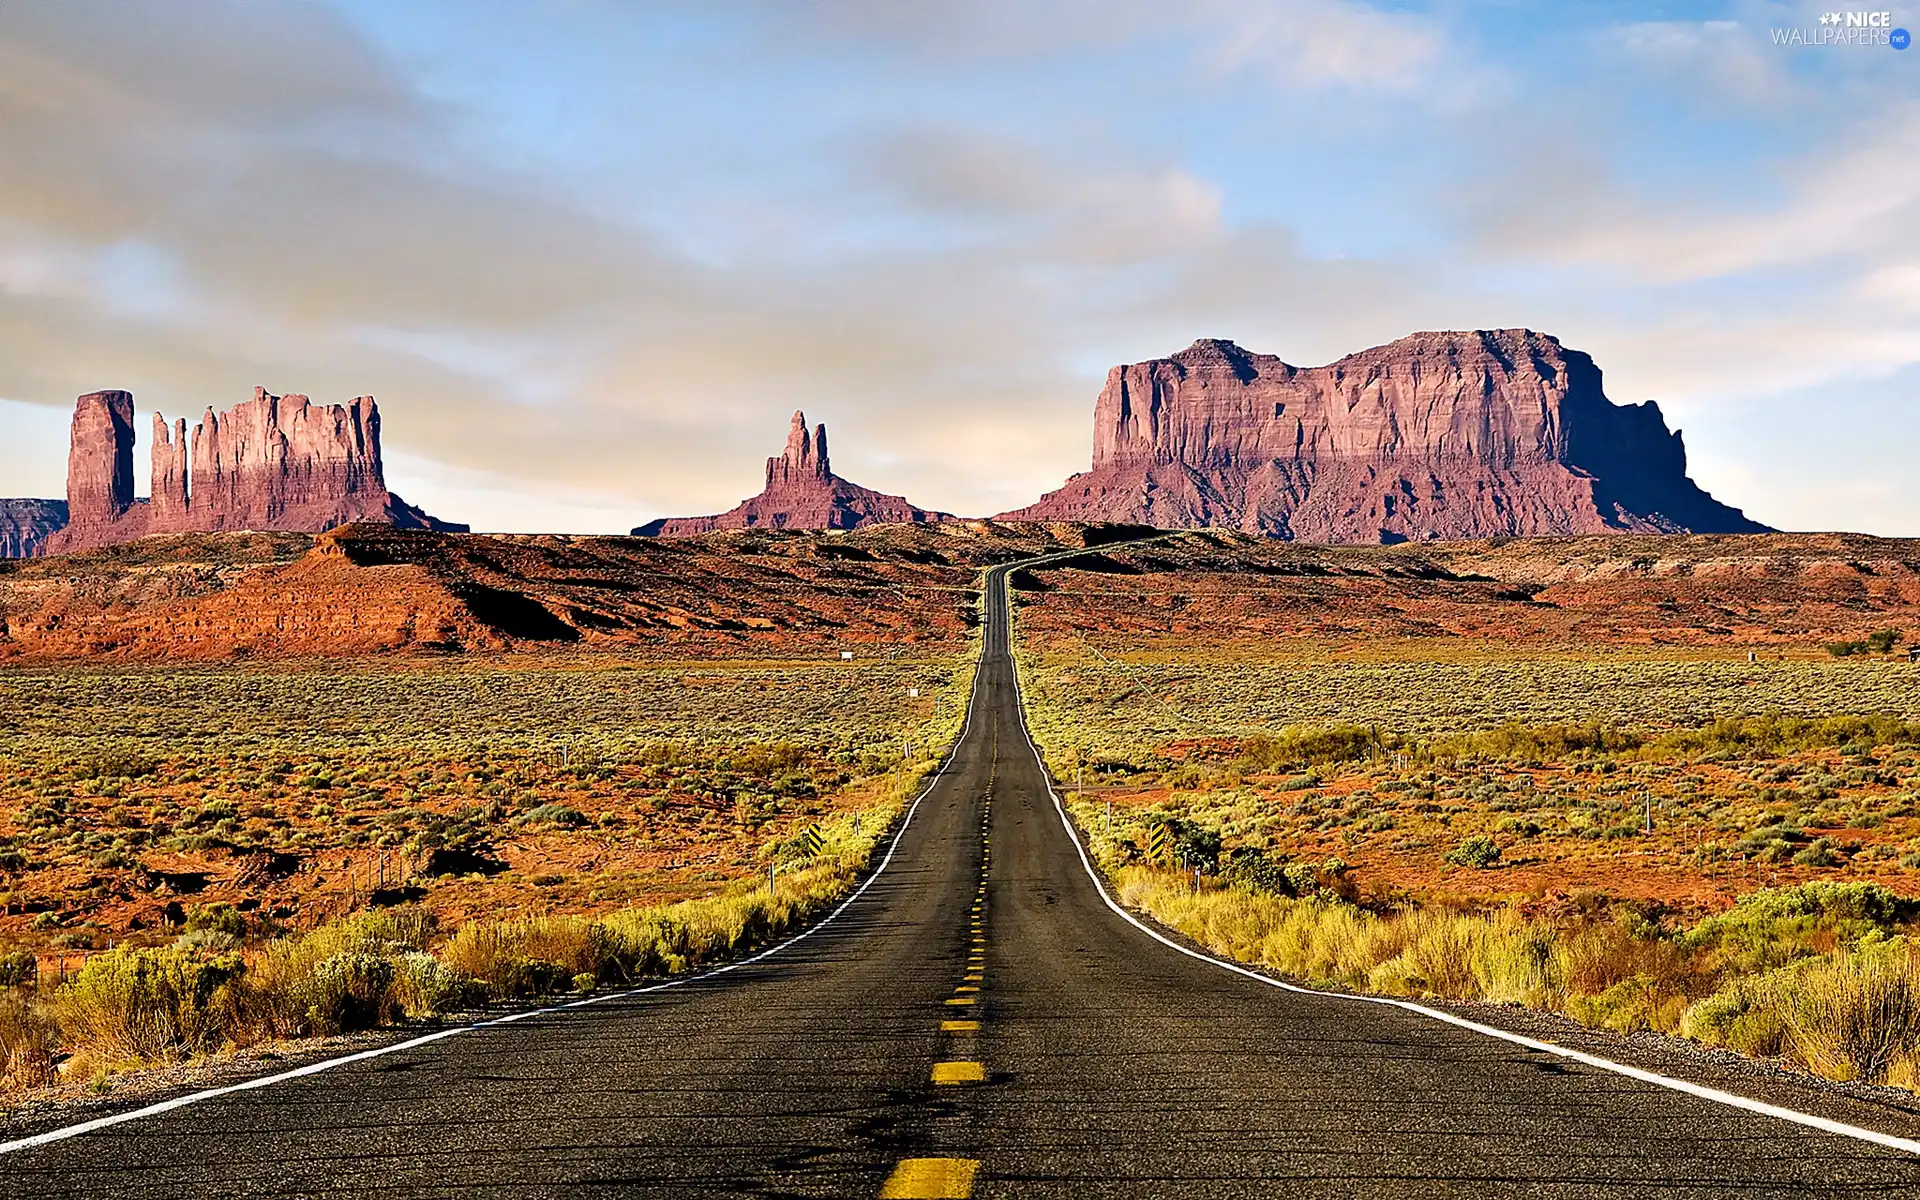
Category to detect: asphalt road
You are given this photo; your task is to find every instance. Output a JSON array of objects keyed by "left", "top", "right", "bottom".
[{"left": 6, "top": 555, "right": 1920, "bottom": 1197}]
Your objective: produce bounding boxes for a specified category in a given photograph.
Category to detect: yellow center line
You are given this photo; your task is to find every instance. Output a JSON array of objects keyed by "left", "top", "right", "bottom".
[
  {"left": 942, "top": 1019, "right": 980, "bottom": 1032},
  {"left": 931, "top": 1060, "right": 986, "bottom": 1085},
  {"left": 879, "top": 1157, "right": 979, "bottom": 1199},
  {"left": 944, "top": 996, "right": 976, "bottom": 1006}
]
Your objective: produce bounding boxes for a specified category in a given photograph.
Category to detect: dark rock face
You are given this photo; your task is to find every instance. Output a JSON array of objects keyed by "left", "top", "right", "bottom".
[
  {"left": 40, "top": 388, "right": 464, "bottom": 555},
  {"left": 635, "top": 410, "right": 949, "bottom": 536},
  {"left": 1002, "top": 330, "right": 1768, "bottom": 541},
  {"left": 0, "top": 499, "right": 69, "bottom": 559}
]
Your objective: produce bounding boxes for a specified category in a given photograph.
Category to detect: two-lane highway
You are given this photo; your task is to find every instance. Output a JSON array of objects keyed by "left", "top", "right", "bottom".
[{"left": 6, "top": 554, "right": 1920, "bottom": 1196}]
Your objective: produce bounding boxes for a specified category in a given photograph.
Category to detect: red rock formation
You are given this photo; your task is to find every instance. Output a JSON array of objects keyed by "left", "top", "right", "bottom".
[
  {"left": 186, "top": 389, "right": 392, "bottom": 531},
  {"left": 151, "top": 414, "right": 188, "bottom": 526},
  {"left": 0, "top": 500, "right": 68, "bottom": 559},
  {"left": 40, "top": 389, "right": 463, "bottom": 555},
  {"left": 635, "top": 411, "right": 949, "bottom": 535},
  {"left": 65, "top": 390, "right": 136, "bottom": 529},
  {"left": 1003, "top": 330, "right": 1768, "bottom": 542}
]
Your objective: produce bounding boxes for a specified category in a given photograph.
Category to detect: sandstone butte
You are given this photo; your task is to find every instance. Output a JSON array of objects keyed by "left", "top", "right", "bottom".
[
  {"left": 24, "top": 388, "right": 464, "bottom": 556},
  {"left": 634, "top": 410, "right": 950, "bottom": 536},
  {"left": 1001, "top": 329, "right": 1770, "bottom": 542}
]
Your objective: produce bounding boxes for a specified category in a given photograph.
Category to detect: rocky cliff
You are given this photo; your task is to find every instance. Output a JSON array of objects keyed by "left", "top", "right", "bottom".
[
  {"left": 39, "top": 388, "right": 464, "bottom": 555},
  {"left": 0, "top": 499, "right": 68, "bottom": 559},
  {"left": 1003, "top": 330, "right": 1768, "bottom": 542},
  {"left": 635, "top": 411, "right": 949, "bottom": 535}
]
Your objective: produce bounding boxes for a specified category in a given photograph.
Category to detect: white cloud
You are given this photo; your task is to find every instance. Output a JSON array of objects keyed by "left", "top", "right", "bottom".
[
  {"left": 1611, "top": 19, "right": 1800, "bottom": 108},
  {"left": 1204, "top": 0, "right": 1448, "bottom": 93}
]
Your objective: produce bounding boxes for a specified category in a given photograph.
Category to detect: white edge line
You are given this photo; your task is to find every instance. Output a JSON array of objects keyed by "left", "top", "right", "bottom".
[
  {"left": 991, "top": 563, "right": 1920, "bottom": 1159},
  {"left": 0, "top": 639, "right": 991, "bottom": 1158}
]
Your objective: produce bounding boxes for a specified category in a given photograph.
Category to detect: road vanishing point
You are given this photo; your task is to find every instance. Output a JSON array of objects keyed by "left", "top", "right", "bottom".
[{"left": 6, "top": 552, "right": 1920, "bottom": 1197}]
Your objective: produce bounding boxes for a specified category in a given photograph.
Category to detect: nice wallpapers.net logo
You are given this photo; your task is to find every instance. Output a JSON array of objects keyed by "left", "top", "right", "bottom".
[{"left": 1771, "top": 10, "right": 1911, "bottom": 46}]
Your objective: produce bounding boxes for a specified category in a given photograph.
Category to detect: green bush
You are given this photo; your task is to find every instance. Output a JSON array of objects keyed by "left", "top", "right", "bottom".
[
  {"left": 1685, "top": 882, "right": 1919, "bottom": 974},
  {"left": 1240, "top": 725, "right": 1383, "bottom": 769},
  {"left": 1682, "top": 972, "right": 1793, "bottom": 1058},
  {"left": 0, "top": 950, "right": 38, "bottom": 988},
  {"left": 301, "top": 952, "right": 396, "bottom": 1035},
  {"left": 1446, "top": 836, "right": 1501, "bottom": 869},
  {"left": 52, "top": 946, "right": 248, "bottom": 1062},
  {"left": 1792, "top": 838, "right": 1841, "bottom": 868},
  {"left": 519, "top": 804, "right": 589, "bottom": 829},
  {"left": 392, "top": 952, "right": 468, "bottom": 1018},
  {"left": 186, "top": 903, "right": 245, "bottom": 938},
  {"left": 1566, "top": 974, "right": 1686, "bottom": 1035}
]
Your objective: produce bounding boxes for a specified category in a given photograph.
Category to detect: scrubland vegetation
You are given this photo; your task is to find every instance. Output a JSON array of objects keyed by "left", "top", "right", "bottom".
[
  {"left": 0, "top": 646, "right": 972, "bottom": 1100},
  {"left": 0, "top": 815, "right": 892, "bottom": 1093},
  {"left": 1017, "top": 609, "right": 1920, "bottom": 1091}
]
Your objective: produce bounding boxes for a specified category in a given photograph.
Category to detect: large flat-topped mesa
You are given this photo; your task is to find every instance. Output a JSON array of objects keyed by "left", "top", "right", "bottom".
[
  {"left": 39, "top": 388, "right": 464, "bottom": 555},
  {"left": 635, "top": 410, "right": 949, "bottom": 535},
  {"left": 1003, "top": 329, "right": 1768, "bottom": 541}
]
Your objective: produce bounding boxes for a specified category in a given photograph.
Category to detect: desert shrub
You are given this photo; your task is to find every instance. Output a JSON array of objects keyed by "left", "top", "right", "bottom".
[
  {"left": 519, "top": 803, "right": 589, "bottom": 828},
  {"left": 300, "top": 952, "right": 397, "bottom": 1034},
  {"left": 52, "top": 945, "right": 248, "bottom": 1063},
  {"left": 440, "top": 918, "right": 599, "bottom": 994},
  {"left": 1446, "top": 836, "right": 1501, "bottom": 869},
  {"left": 392, "top": 952, "right": 468, "bottom": 1018},
  {"left": 1792, "top": 839, "right": 1841, "bottom": 868},
  {"left": 1734, "top": 823, "right": 1797, "bottom": 862},
  {"left": 245, "top": 907, "right": 437, "bottom": 1038},
  {"left": 1367, "top": 911, "right": 1485, "bottom": 1001},
  {"left": 1471, "top": 916, "right": 1565, "bottom": 1008},
  {"left": 1785, "top": 948, "right": 1920, "bottom": 1083},
  {"left": 74, "top": 750, "right": 159, "bottom": 781},
  {"left": 1659, "top": 715, "right": 1920, "bottom": 758},
  {"left": 0, "top": 994, "right": 56, "bottom": 1089},
  {"left": 1562, "top": 920, "right": 1695, "bottom": 999},
  {"left": 1435, "top": 722, "right": 1642, "bottom": 763},
  {"left": 1239, "top": 725, "right": 1382, "bottom": 769},
  {"left": 0, "top": 950, "right": 39, "bottom": 988},
  {"left": 1685, "top": 882, "right": 1920, "bottom": 974},
  {"left": 1682, "top": 972, "right": 1794, "bottom": 1058},
  {"left": 186, "top": 902, "right": 246, "bottom": 937},
  {"left": 1221, "top": 846, "right": 1291, "bottom": 896},
  {"left": 1567, "top": 974, "right": 1689, "bottom": 1035}
]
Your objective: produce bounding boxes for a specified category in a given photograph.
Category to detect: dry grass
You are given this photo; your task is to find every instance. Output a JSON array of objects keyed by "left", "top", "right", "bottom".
[
  {"left": 1107, "top": 849, "right": 1920, "bottom": 1089},
  {"left": 6, "top": 784, "right": 912, "bottom": 1094}
]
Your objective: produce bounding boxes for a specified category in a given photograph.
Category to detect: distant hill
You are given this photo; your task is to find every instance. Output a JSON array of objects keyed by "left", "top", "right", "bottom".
[
  {"left": 0, "top": 499, "right": 67, "bottom": 559},
  {"left": 4, "top": 524, "right": 1916, "bottom": 661}
]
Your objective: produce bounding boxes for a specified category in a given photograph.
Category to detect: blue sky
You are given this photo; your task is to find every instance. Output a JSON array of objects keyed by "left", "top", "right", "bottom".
[{"left": 0, "top": 0, "right": 1915, "bottom": 532}]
